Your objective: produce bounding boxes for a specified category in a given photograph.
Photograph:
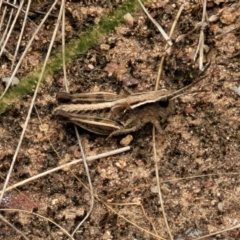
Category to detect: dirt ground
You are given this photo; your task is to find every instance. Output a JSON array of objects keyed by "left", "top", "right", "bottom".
[{"left": 1, "top": 0, "right": 240, "bottom": 239}]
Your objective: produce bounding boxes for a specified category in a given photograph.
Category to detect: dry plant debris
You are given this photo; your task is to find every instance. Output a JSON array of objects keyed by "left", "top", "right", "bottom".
[{"left": 0, "top": 0, "right": 240, "bottom": 239}]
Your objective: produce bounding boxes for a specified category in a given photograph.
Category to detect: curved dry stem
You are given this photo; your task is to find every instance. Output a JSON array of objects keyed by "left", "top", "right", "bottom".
[
  {"left": 0, "top": 0, "right": 59, "bottom": 99},
  {"left": 72, "top": 173, "right": 167, "bottom": 240},
  {"left": 137, "top": 0, "right": 172, "bottom": 47},
  {"left": 71, "top": 126, "right": 94, "bottom": 237},
  {"left": 0, "top": 0, "right": 142, "bottom": 114},
  {"left": 11, "top": 0, "right": 32, "bottom": 70},
  {"left": 0, "top": 147, "right": 131, "bottom": 195},
  {"left": 0, "top": 214, "right": 29, "bottom": 240},
  {"left": 0, "top": 0, "right": 22, "bottom": 58},
  {"left": 194, "top": 0, "right": 208, "bottom": 70},
  {"left": 0, "top": 209, "right": 74, "bottom": 239},
  {"left": 150, "top": 4, "right": 185, "bottom": 240},
  {"left": 0, "top": 0, "right": 60, "bottom": 202}
]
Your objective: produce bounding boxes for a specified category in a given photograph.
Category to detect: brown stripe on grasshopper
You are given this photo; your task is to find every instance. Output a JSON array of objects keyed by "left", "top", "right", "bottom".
[
  {"left": 55, "top": 99, "right": 174, "bottom": 137},
  {"left": 54, "top": 81, "right": 203, "bottom": 114},
  {"left": 56, "top": 92, "right": 123, "bottom": 103},
  {"left": 54, "top": 61, "right": 211, "bottom": 136},
  {"left": 55, "top": 109, "right": 121, "bottom": 135},
  {"left": 54, "top": 90, "right": 170, "bottom": 113},
  {"left": 55, "top": 61, "right": 210, "bottom": 113}
]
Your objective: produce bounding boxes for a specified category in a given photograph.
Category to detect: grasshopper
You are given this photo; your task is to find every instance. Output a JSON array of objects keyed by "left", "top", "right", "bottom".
[
  {"left": 54, "top": 62, "right": 210, "bottom": 137},
  {"left": 54, "top": 100, "right": 174, "bottom": 137},
  {"left": 54, "top": 73, "right": 207, "bottom": 113}
]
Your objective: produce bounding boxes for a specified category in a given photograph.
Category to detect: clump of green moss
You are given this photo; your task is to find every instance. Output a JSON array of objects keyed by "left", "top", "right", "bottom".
[{"left": 0, "top": 0, "right": 142, "bottom": 114}]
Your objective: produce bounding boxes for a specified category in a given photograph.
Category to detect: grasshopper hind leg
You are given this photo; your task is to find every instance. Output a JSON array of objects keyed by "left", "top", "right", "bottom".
[{"left": 108, "top": 116, "right": 163, "bottom": 138}]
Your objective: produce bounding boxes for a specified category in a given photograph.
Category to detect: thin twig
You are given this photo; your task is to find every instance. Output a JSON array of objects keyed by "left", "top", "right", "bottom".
[
  {"left": 155, "top": 4, "right": 185, "bottom": 90},
  {"left": 101, "top": 199, "right": 166, "bottom": 240},
  {"left": 11, "top": 0, "right": 32, "bottom": 70},
  {"left": 194, "top": 0, "right": 208, "bottom": 70},
  {"left": 106, "top": 201, "right": 160, "bottom": 238},
  {"left": 96, "top": 171, "right": 240, "bottom": 199},
  {"left": 71, "top": 126, "right": 94, "bottom": 236},
  {"left": 137, "top": 0, "right": 172, "bottom": 46},
  {"left": 152, "top": 128, "right": 174, "bottom": 240},
  {"left": 151, "top": 4, "right": 185, "bottom": 240},
  {"left": 0, "top": 0, "right": 10, "bottom": 40},
  {"left": 0, "top": 209, "right": 74, "bottom": 239},
  {"left": 0, "top": 214, "right": 29, "bottom": 240},
  {"left": 2, "top": 1, "right": 57, "bottom": 17},
  {"left": 0, "top": 0, "right": 59, "bottom": 202},
  {"left": 0, "top": 0, "right": 3, "bottom": 10},
  {"left": 74, "top": 175, "right": 167, "bottom": 240},
  {"left": 194, "top": 223, "right": 240, "bottom": 240},
  {"left": 72, "top": 172, "right": 166, "bottom": 239},
  {"left": 0, "top": 0, "right": 59, "bottom": 99},
  {"left": 0, "top": 147, "right": 130, "bottom": 194},
  {"left": 54, "top": 1, "right": 95, "bottom": 234},
  {"left": 0, "top": 0, "right": 24, "bottom": 57}
]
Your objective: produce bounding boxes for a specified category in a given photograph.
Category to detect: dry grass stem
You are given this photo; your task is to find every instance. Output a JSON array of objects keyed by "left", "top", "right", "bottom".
[
  {"left": 0, "top": 146, "right": 130, "bottom": 194},
  {"left": 0, "top": 0, "right": 61, "bottom": 202},
  {"left": 137, "top": 0, "right": 172, "bottom": 47},
  {"left": 0, "top": 214, "right": 29, "bottom": 240},
  {"left": 0, "top": 1, "right": 239, "bottom": 239},
  {"left": 151, "top": 4, "right": 185, "bottom": 240},
  {"left": 11, "top": 0, "right": 32, "bottom": 70},
  {"left": 102, "top": 199, "right": 167, "bottom": 240},
  {"left": 55, "top": 2, "right": 94, "bottom": 234},
  {"left": 194, "top": 0, "right": 207, "bottom": 70},
  {"left": 0, "top": 209, "right": 74, "bottom": 239},
  {"left": 71, "top": 126, "right": 94, "bottom": 236},
  {"left": 0, "top": 0, "right": 59, "bottom": 99}
]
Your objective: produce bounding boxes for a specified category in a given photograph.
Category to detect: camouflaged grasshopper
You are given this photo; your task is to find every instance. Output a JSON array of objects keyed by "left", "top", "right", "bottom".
[
  {"left": 54, "top": 73, "right": 208, "bottom": 113},
  {"left": 54, "top": 99, "right": 174, "bottom": 137},
  {"left": 54, "top": 76, "right": 208, "bottom": 137},
  {"left": 54, "top": 62, "right": 210, "bottom": 137}
]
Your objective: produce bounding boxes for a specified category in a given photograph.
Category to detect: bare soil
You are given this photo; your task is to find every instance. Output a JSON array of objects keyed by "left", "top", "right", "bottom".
[{"left": 1, "top": 1, "right": 240, "bottom": 239}]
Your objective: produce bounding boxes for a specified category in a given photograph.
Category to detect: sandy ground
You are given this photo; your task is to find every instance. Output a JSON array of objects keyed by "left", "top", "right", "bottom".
[{"left": 0, "top": 1, "right": 240, "bottom": 239}]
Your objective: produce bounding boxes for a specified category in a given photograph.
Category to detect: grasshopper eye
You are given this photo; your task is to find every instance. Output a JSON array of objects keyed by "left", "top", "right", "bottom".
[{"left": 158, "top": 99, "right": 169, "bottom": 108}]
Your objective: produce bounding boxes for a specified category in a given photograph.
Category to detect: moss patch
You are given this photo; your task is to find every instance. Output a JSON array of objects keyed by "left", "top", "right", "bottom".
[{"left": 0, "top": 0, "right": 142, "bottom": 114}]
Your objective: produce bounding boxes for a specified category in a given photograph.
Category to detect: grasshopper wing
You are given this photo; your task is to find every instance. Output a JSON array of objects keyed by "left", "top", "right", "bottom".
[
  {"left": 56, "top": 92, "right": 123, "bottom": 103},
  {"left": 55, "top": 110, "right": 121, "bottom": 135}
]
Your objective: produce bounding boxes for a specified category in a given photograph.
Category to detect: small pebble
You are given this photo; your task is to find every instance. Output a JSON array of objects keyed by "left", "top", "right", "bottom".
[
  {"left": 218, "top": 202, "right": 224, "bottom": 212},
  {"left": 233, "top": 86, "right": 240, "bottom": 96},
  {"left": 122, "top": 74, "right": 139, "bottom": 87},
  {"left": 123, "top": 13, "right": 134, "bottom": 26},
  {"left": 115, "top": 160, "right": 127, "bottom": 169},
  {"left": 185, "top": 106, "right": 196, "bottom": 114},
  {"left": 120, "top": 134, "right": 133, "bottom": 146},
  {"left": 86, "top": 64, "right": 94, "bottom": 70},
  {"left": 100, "top": 44, "right": 110, "bottom": 51}
]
